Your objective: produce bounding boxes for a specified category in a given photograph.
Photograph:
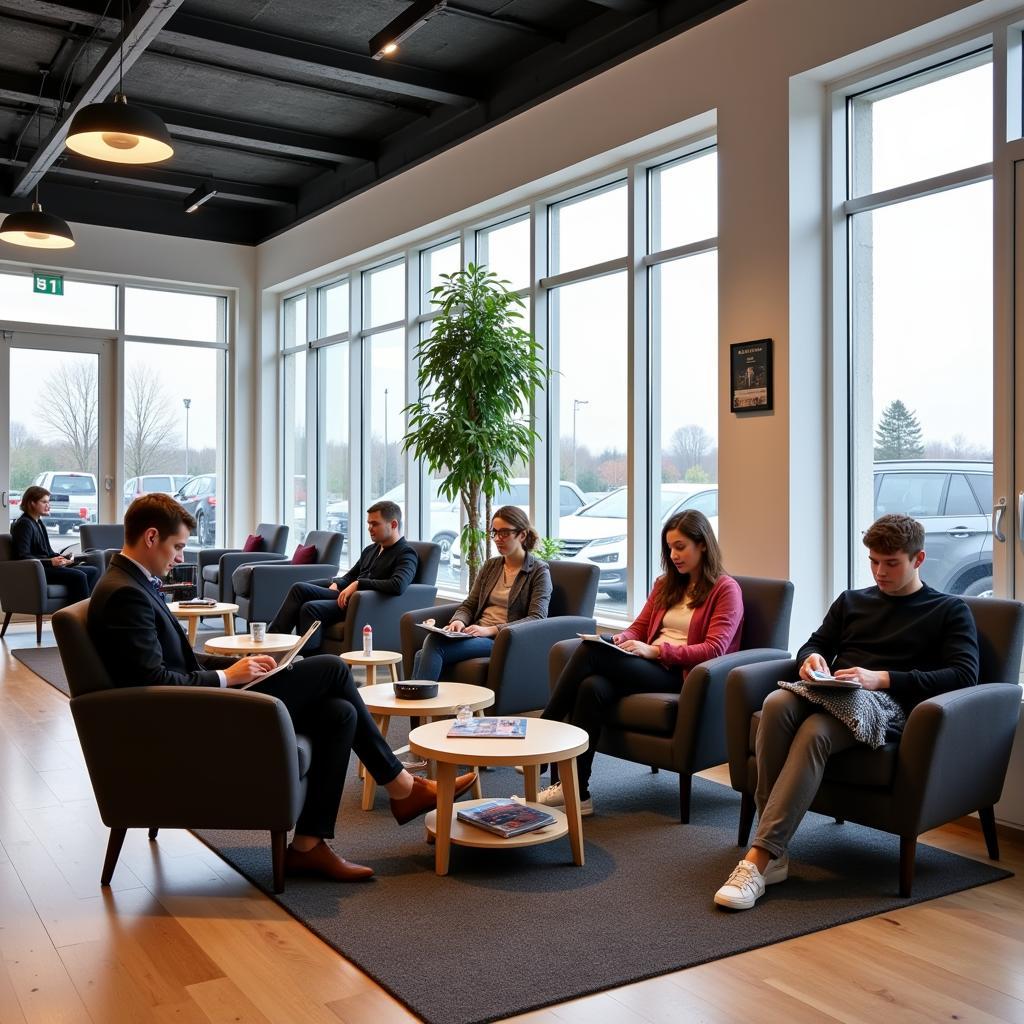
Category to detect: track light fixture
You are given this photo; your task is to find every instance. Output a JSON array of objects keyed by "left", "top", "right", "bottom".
[
  {"left": 370, "top": 1, "right": 447, "bottom": 60},
  {"left": 184, "top": 181, "right": 218, "bottom": 214}
]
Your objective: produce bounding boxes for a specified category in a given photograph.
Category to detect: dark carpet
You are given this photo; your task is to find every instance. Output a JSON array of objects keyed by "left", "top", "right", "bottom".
[
  {"left": 194, "top": 725, "right": 1012, "bottom": 1024},
  {"left": 12, "top": 646, "right": 69, "bottom": 696}
]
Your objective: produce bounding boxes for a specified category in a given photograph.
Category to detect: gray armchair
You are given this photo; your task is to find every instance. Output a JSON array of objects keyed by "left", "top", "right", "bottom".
[
  {"left": 320, "top": 541, "right": 441, "bottom": 659},
  {"left": 231, "top": 530, "right": 344, "bottom": 626},
  {"left": 199, "top": 523, "right": 290, "bottom": 605},
  {"left": 400, "top": 560, "right": 600, "bottom": 714},
  {"left": 0, "top": 533, "right": 79, "bottom": 643},
  {"left": 725, "top": 594, "right": 1024, "bottom": 896},
  {"left": 52, "top": 600, "right": 311, "bottom": 894},
  {"left": 78, "top": 523, "right": 125, "bottom": 572},
  {"left": 548, "top": 575, "right": 794, "bottom": 823}
]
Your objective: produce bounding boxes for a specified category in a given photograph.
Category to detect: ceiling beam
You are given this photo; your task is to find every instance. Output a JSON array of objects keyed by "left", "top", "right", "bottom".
[
  {"left": 443, "top": 4, "right": 563, "bottom": 42},
  {"left": 0, "top": 1, "right": 112, "bottom": 29},
  {"left": 11, "top": 0, "right": 185, "bottom": 197},
  {"left": 157, "top": 13, "right": 479, "bottom": 108},
  {"left": 584, "top": 0, "right": 656, "bottom": 12}
]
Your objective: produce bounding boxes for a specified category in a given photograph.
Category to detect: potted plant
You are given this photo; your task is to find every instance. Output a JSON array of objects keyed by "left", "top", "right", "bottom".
[{"left": 403, "top": 263, "right": 547, "bottom": 587}]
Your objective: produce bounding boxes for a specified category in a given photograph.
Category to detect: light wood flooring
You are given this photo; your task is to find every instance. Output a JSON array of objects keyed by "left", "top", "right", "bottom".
[{"left": 2, "top": 620, "right": 1024, "bottom": 1024}]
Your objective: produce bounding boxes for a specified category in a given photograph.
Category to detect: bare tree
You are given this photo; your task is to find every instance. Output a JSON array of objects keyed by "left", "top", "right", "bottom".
[
  {"left": 670, "top": 424, "right": 713, "bottom": 473},
  {"left": 125, "top": 364, "right": 181, "bottom": 477},
  {"left": 39, "top": 361, "right": 97, "bottom": 471}
]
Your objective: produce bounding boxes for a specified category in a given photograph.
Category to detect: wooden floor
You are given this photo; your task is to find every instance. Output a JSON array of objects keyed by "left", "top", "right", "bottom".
[{"left": 2, "top": 624, "right": 1024, "bottom": 1024}]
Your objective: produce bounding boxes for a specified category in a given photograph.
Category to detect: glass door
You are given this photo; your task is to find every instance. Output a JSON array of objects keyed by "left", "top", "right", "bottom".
[{"left": 0, "top": 333, "right": 116, "bottom": 544}]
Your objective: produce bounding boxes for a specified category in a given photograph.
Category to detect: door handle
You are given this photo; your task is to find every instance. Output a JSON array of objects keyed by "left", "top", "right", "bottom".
[
  {"left": 1019, "top": 492, "right": 1024, "bottom": 544},
  {"left": 994, "top": 498, "right": 1007, "bottom": 543},
  {"left": 945, "top": 528, "right": 970, "bottom": 539},
  {"left": 1, "top": 490, "right": 6, "bottom": 509}
]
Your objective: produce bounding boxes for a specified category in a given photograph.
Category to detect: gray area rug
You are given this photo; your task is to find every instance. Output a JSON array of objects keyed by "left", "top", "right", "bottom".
[
  {"left": 12, "top": 646, "right": 69, "bottom": 696},
  {"left": 194, "top": 725, "right": 1012, "bottom": 1024}
]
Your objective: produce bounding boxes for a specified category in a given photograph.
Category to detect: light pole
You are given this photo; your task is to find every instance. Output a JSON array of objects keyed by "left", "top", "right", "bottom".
[
  {"left": 572, "top": 398, "right": 589, "bottom": 484},
  {"left": 182, "top": 398, "right": 192, "bottom": 476}
]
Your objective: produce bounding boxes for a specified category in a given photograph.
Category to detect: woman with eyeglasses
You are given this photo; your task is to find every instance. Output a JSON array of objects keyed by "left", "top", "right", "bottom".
[
  {"left": 531, "top": 509, "right": 742, "bottom": 816},
  {"left": 411, "top": 505, "right": 552, "bottom": 681}
]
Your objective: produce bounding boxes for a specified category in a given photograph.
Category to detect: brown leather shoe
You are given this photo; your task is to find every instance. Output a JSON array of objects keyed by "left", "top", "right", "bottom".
[
  {"left": 390, "top": 771, "right": 477, "bottom": 825},
  {"left": 284, "top": 841, "right": 374, "bottom": 882}
]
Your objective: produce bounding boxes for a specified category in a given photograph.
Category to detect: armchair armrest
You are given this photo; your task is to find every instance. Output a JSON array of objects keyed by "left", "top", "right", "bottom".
[
  {"left": 69, "top": 686, "right": 303, "bottom": 831},
  {"left": 0, "top": 558, "right": 48, "bottom": 613},
  {"left": 724, "top": 657, "right": 798, "bottom": 792},
  {"left": 340, "top": 585, "right": 439, "bottom": 658},
  {"left": 488, "top": 615, "right": 597, "bottom": 715},
  {"left": 240, "top": 562, "right": 337, "bottom": 624},
  {"left": 400, "top": 604, "right": 460, "bottom": 678},
  {"left": 198, "top": 547, "right": 235, "bottom": 572},
  {"left": 893, "top": 683, "right": 1023, "bottom": 833},
  {"left": 216, "top": 551, "right": 289, "bottom": 603}
]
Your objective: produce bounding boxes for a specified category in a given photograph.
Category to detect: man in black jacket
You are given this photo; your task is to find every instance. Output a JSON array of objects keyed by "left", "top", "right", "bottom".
[
  {"left": 88, "top": 494, "right": 474, "bottom": 884},
  {"left": 268, "top": 500, "right": 418, "bottom": 652}
]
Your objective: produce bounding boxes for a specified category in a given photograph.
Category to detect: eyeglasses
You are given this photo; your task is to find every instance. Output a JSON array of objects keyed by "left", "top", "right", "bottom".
[{"left": 489, "top": 528, "right": 522, "bottom": 539}]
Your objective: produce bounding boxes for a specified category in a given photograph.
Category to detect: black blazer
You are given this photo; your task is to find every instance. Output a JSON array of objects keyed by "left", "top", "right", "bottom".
[
  {"left": 88, "top": 553, "right": 233, "bottom": 688},
  {"left": 335, "top": 536, "right": 419, "bottom": 596},
  {"left": 11, "top": 514, "right": 57, "bottom": 561}
]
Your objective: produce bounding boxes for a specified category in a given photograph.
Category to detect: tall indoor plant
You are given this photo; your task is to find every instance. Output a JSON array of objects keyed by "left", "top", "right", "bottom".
[{"left": 403, "top": 263, "right": 546, "bottom": 587}]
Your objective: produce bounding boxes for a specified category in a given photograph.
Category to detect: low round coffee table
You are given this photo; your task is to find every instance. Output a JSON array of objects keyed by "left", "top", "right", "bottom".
[
  {"left": 409, "top": 718, "right": 589, "bottom": 876},
  {"left": 168, "top": 601, "right": 238, "bottom": 646},
  {"left": 203, "top": 632, "right": 300, "bottom": 656},
  {"left": 358, "top": 682, "right": 495, "bottom": 810},
  {"left": 340, "top": 649, "right": 403, "bottom": 686}
]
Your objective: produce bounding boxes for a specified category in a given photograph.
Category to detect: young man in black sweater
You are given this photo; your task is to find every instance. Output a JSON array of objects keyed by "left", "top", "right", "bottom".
[
  {"left": 715, "top": 513, "right": 979, "bottom": 910},
  {"left": 268, "top": 500, "right": 419, "bottom": 652}
]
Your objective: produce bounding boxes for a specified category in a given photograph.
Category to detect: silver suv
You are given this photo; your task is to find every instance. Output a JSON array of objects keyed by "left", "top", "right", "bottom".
[{"left": 873, "top": 460, "right": 992, "bottom": 596}]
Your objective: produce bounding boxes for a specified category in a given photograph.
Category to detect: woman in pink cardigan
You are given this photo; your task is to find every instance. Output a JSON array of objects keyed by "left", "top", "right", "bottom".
[{"left": 535, "top": 509, "right": 743, "bottom": 815}]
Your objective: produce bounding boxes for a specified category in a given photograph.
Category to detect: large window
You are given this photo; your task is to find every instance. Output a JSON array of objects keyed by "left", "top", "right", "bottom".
[{"left": 846, "top": 53, "right": 993, "bottom": 596}]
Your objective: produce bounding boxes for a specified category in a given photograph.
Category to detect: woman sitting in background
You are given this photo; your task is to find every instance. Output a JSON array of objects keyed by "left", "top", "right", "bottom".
[
  {"left": 412, "top": 505, "right": 551, "bottom": 680},
  {"left": 535, "top": 509, "right": 742, "bottom": 816},
  {"left": 11, "top": 485, "right": 100, "bottom": 602}
]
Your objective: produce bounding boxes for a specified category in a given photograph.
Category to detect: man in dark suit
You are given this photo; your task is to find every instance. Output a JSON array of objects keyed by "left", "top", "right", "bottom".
[
  {"left": 88, "top": 493, "right": 474, "bottom": 883},
  {"left": 268, "top": 500, "right": 418, "bottom": 652}
]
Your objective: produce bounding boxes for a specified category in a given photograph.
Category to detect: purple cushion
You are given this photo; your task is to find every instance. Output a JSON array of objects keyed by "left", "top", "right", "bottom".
[
  {"left": 291, "top": 543, "right": 318, "bottom": 565},
  {"left": 242, "top": 534, "right": 265, "bottom": 553}
]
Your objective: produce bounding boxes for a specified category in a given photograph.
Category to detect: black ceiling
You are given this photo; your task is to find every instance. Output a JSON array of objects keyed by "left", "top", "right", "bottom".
[{"left": 0, "top": 0, "right": 743, "bottom": 246}]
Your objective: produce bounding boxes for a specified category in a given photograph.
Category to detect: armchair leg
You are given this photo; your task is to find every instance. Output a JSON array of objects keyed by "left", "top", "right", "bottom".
[
  {"left": 651, "top": 766, "right": 659, "bottom": 774},
  {"left": 899, "top": 835, "right": 917, "bottom": 897},
  {"left": 1, "top": 611, "right": 11, "bottom": 637},
  {"left": 678, "top": 772, "right": 692, "bottom": 824},
  {"left": 101, "top": 828, "right": 127, "bottom": 886},
  {"left": 36, "top": 615, "right": 43, "bottom": 643},
  {"left": 148, "top": 828, "right": 159, "bottom": 840},
  {"left": 271, "top": 830, "right": 287, "bottom": 894},
  {"left": 738, "top": 791, "right": 755, "bottom": 847},
  {"left": 979, "top": 806, "right": 1000, "bottom": 860}
]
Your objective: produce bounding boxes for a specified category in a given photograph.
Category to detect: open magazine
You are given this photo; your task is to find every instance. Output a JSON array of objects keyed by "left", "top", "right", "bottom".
[
  {"left": 240, "top": 620, "right": 320, "bottom": 688},
  {"left": 417, "top": 619, "right": 473, "bottom": 639},
  {"left": 576, "top": 632, "right": 639, "bottom": 656}
]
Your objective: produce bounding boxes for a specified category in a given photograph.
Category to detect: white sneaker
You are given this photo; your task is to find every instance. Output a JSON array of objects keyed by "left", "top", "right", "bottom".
[
  {"left": 513, "top": 783, "right": 594, "bottom": 817},
  {"left": 714, "top": 859, "right": 771, "bottom": 910}
]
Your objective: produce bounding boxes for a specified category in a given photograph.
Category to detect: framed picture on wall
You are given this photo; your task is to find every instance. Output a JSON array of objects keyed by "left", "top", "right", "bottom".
[{"left": 730, "top": 338, "right": 773, "bottom": 413}]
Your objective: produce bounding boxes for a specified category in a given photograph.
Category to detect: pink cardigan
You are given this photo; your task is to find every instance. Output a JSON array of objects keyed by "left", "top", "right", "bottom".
[{"left": 617, "top": 574, "right": 743, "bottom": 674}]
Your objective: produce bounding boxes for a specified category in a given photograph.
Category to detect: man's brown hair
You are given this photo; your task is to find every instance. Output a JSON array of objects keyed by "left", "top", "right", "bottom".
[
  {"left": 124, "top": 493, "right": 196, "bottom": 544},
  {"left": 862, "top": 513, "right": 925, "bottom": 557},
  {"left": 367, "top": 499, "right": 402, "bottom": 526}
]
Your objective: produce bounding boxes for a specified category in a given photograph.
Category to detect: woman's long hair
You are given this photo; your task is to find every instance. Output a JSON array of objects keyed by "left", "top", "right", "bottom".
[
  {"left": 19, "top": 485, "right": 50, "bottom": 517},
  {"left": 492, "top": 505, "right": 539, "bottom": 552},
  {"left": 655, "top": 509, "right": 723, "bottom": 610}
]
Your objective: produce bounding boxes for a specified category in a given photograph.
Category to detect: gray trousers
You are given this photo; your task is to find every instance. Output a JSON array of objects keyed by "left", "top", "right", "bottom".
[{"left": 752, "top": 688, "right": 859, "bottom": 859}]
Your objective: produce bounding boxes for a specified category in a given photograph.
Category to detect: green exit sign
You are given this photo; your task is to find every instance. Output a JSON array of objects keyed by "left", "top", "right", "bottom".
[{"left": 33, "top": 272, "right": 63, "bottom": 296}]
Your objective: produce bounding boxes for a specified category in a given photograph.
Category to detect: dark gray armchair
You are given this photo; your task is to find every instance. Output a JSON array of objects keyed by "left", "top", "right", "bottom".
[
  {"left": 0, "top": 533, "right": 79, "bottom": 643},
  {"left": 400, "top": 560, "right": 600, "bottom": 714},
  {"left": 725, "top": 594, "right": 1024, "bottom": 896},
  {"left": 199, "top": 523, "right": 290, "bottom": 605},
  {"left": 320, "top": 541, "right": 441, "bottom": 659},
  {"left": 52, "top": 600, "right": 311, "bottom": 894},
  {"left": 78, "top": 523, "right": 125, "bottom": 572},
  {"left": 548, "top": 575, "right": 794, "bottom": 823},
  {"left": 231, "top": 530, "right": 344, "bottom": 626}
]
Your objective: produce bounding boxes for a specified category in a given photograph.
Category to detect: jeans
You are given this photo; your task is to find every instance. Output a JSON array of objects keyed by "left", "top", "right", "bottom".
[
  {"left": 412, "top": 632, "right": 495, "bottom": 681},
  {"left": 267, "top": 579, "right": 342, "bottom": 653}
]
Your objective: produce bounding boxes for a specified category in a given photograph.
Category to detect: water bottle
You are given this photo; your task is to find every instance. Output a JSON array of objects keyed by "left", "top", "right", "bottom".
[{"left": 362, "top": 623, "right": 373, "bottom": 655}]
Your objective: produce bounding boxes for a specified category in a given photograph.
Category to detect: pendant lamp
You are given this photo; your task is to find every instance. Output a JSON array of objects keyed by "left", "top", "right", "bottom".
[
  {"left": 65, "top": 1, "right": 173, "bottom": 164},
  {"left": 0, "top": 195, "right": 75, "bottom": 249}
]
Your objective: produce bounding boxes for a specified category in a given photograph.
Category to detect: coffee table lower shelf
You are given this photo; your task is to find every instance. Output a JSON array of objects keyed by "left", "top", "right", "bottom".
[{"left": 424, "top": 799, "right": 568, "bottom": 850}]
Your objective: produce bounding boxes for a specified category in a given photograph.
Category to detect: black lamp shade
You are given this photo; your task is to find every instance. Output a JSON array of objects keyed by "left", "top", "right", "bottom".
[
  {"left": 66, "top": 99, "right": 174, "bottom": 164},
  {"left": 0, "top": 203, "right": 75, "bottom": 249}
]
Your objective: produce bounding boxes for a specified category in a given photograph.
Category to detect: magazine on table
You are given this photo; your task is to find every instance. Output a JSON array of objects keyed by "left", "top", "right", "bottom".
[
  {"left": 239, "top": 621, "right": 320, "bottom": 688},
  {"left": 447, "top": 716, "right": 527, "bottom": 739},
  {"left": 416, "top": 619, "right": 473, "bottom": 639},
  {"left": 457, "top": 799, "right": 555, "bottom": 838},
  {"left": 177, "top": 597, "right": 218, "bottom": 608},
  {"left": 576, "top": 632, "right": 639, "bottom": 656}
]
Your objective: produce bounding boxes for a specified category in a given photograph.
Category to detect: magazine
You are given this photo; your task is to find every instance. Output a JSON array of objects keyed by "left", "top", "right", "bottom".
[
  {"left": 177, "top": 597, "right": 218, "bottom": 608},
  {"left": 457, "top": 799, "right": 556, "bottom": 838},
  {"left": 239, "top": 621, "right": 320, "bottom": 688},
  {"left": 576, "top": 632, "right": 639, "bottom": 656},
  {"left": 447, "top": 716, "right": 527, "bottom": 739}
]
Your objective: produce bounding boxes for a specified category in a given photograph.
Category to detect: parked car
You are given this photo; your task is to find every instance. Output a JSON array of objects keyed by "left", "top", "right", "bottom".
[
  {"left": 8, "top": 491, "right": 21, "bottom": 511},
  {"left": 173, "top": 473, "right": 217, "bottom": 545},
  {"left": 30, "top": 471, "right": 98, "bottom": 534},
  {"left": 873, "top": 459, "right": 992, "bottom": 596},
  {"left": 123, "top": 474, "right": 191, "bottom": 509},
  {"left": 556, "top": 483, "right": 720, "bottom": 598}
]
